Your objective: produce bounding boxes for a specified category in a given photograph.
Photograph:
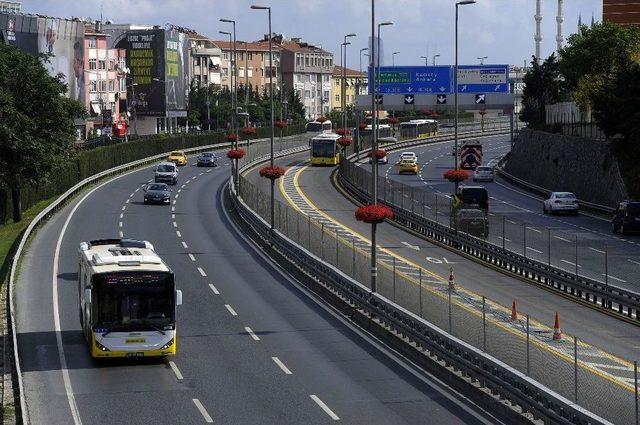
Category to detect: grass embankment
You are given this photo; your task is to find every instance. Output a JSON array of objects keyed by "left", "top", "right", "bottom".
[
  {"left": 0, "top": 197, "right": 57, "bottom": 286},
  {"left": 613, "top": 138, "right": 640, "bottom": 200}
]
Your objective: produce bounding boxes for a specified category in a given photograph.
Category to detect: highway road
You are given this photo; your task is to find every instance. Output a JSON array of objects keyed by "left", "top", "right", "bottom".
[
  {"left": 372, "top": 134, "right": 640, "bottom": 291},
  {"left": 244, "top": 148, "right": 640, "bottom": 362},
  {"left": 15, "top": 150, "right": 498, "bottom": 424}
]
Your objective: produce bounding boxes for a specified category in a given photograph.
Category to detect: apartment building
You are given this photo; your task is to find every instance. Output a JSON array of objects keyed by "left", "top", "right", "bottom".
[
  {"left": 83, "top": 22, "right": 127, "bottom": 137},
  {"left": 276, "top": 35, "right": 333, "bottom": 120},
  {"left": 183, "top": 30, "right": 222, "bottom": 88},
  {"left": 331, "top": 66, "right": 367, "bottom": 111},
  {"left": 213, "top": 39, "right": 280, "bottom": 94},
  {"left": 604, "top": 0, "right": 640, "bottom": 25}
]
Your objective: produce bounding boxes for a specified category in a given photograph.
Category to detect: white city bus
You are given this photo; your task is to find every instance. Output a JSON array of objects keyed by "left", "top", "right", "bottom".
[
  {"left": 78, "top": 238, "right": 183, "bottom": 358},
  {"left": 306, "top": 120, "right": 332, "bottom": 134}
]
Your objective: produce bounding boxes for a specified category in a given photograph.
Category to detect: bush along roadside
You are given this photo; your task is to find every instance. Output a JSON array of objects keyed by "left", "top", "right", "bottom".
[{"left": 0, "top": 123, "right": 307, "bottom": 224}]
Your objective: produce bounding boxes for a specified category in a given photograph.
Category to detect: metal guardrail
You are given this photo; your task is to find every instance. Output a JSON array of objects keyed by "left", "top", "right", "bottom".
[
  {"left": 229, "top": 141, "right": 611, "bottom": 425},
  {"left": 495, "top": 158, "right": 617, "bottom": 216},
  {"left": 7, "top": 133, "right": 307, "bottom": 425},
  {"left": 338, "top": 144, "right": 640, "bottom": 326}
]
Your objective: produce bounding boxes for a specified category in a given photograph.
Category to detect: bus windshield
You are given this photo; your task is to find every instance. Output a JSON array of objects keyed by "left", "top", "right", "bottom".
[
  {"left": 312, "top": 140, "right": 336, "bottom": 157},
  {"left": 306, "top": 122, "right": 323, "bottom": 132},
  {"left": 93, "top": 272, "right": 175, "bottom": 331}
]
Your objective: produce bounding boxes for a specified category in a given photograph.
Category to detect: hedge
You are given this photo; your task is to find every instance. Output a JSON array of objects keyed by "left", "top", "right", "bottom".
[{"left": 0, "top": 123, "right": 306, "bottom": 223}]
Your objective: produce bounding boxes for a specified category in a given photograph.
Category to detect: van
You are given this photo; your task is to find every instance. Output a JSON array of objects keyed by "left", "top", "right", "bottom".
[{"left": 154, "top": 162, "right": 178, "bottom": 185}]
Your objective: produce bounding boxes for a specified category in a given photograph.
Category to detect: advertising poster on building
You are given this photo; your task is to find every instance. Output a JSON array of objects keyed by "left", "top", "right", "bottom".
[
  {"left": 0, "top": 14, "right": 84, "bottom": 103},
  {"left": 116, "top": 28, "right": 166, "bottom": 116},
  {"left": 164, "top": 29, "right": 189, "bottom": 115}
]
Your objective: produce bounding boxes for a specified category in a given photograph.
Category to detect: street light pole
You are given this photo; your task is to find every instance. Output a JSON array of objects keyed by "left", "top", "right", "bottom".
[
  {"left": 220, "top": 19, "right": 238, "bottom": 151},
  {"left": 454, "top": 0, "right": 476, "bottom": 171},
  {"left": 251, "top": 5, "right": 275, "bottom": 230},
  {"left": 420, "top": 55, "right": 428, "bottom": 66},
  {"left": 343, "top": 34, "right": 356, "bottom": 139},
  {"left": 392, "top": 51, "right": 400, "bottom": 66},
  {"left": 433, "top": 54, "right": 440, "bottom": 65}
]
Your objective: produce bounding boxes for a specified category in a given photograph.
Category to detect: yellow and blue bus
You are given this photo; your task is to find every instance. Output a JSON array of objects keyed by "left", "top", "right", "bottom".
[
  {"left": 310, "top": 133, "right": 341, "bottom": 166},
  {"left": 399, "top": 119, "right": 438, "bottom": 139}
]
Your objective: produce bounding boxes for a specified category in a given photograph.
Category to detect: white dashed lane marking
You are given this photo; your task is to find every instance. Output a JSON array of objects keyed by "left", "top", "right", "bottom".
[
  {"left": 197, "top": 267, "right": 207, "bottom": 277},
  {"left": 310, "top": 395, "right": 340, "bottom": 421},
  {"left": 181, "top": 241, "right": 188, "bottom": 249},
  {"left": 176, "top": 230, "right": 182, "bottom": 238},
  {"left": 224, "top": 304, "right": 238, "bottom": 316},
  {"left": 192, "top": 399, "right": 213, "bottom": 423},
  {"left": 168, "top": 361, "right": 183, "bottom": 380},
  {"left": 188, "top": 253, "right": 196, "bottom": 262},
  {"left": 271, "top": 357, "right": 293, "bottom": 375},
  {"left": 208, "top": 284, "right": 220, "bottom": 295},
  {"left": 245, "top": 327, "right": 260, "bottom": 341}
]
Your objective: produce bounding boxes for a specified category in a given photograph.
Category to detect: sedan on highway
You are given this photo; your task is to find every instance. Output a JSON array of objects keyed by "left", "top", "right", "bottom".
[
  {"left": 398, "top": 159, "right": 418, "bottom": 175},
  {"left": 543, "top": 192, "right": 579, "bottom": 215},
  {"left": 473, "top": 166, "right": 494, "bottom": 182},
  {"left": 197, "top": 151, "right": 218, "bottom": 167},
  {"left": 611, "top": 200, "right": 640, "bottom": 234},
  {"left": 397, "top": 152, "right": 417, "bottom": 164},
  {"left": 167, "top": 150, "right": 188, "bottom": 166},
  {"left": 143, "top": 183, "right": 171, "bottom": 205}
]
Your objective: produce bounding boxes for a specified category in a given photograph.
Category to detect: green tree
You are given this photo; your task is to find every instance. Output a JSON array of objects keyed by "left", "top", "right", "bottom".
[
  {"left": 520, "top": 55, "right": 562, "bottom": 128},
  {"left": 0, "top": 44, "right": 85, "bottom": 222}
]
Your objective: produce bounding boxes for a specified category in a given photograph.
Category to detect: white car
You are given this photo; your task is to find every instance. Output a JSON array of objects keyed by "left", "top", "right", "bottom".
[
  {"left": 154, "top": 162, "right": 178, "bottom": 185},
  {"left": 473, "top": 166, "right": 494, "bottom": 182},
  {"left": 397, "top": 151, "right": 417, "bottom": 164},
  {"left": 543, "top": 192, "right": 579, "bottom": 215}
]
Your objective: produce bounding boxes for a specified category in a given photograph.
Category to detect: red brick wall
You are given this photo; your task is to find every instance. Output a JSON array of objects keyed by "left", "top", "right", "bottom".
[{"left": 604, "top": 0, "right": 640, "bottom": 25}]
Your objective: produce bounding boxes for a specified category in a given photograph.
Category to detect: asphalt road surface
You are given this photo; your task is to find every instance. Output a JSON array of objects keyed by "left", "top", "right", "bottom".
[{"left": 16, "top": 153, "right": 498, "bottom": 424}]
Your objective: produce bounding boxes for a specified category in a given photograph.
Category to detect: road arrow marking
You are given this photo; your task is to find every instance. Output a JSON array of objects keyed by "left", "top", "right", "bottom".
[{"left": 402, "top": 242, "right": 420, "bottom": 251}]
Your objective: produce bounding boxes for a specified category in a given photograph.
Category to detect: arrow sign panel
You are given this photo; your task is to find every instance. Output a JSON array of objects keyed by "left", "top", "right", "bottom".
[
  {"left": 475, "top": 94, "right": 486, "bottom": 104},
  {"left": 404, "top": 94, "right": 415, "bottom": 104},
  {"left": 436, "top": 94, "right": 447, "bottom": 104}
]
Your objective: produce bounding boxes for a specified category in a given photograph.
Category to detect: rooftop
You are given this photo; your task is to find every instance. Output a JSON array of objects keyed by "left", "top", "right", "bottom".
[{"left": 332, "top": 65, "right": 366, "bottom": 77}]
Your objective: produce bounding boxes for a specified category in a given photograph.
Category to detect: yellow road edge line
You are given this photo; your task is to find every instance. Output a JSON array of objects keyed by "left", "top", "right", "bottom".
[{"left": 281, "top": 163, "right": 636, "bottom": 393}]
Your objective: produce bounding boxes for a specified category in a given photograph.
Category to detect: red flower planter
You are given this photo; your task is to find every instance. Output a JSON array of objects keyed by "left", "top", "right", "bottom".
[
  {"left": 336, "top": 128, "right": 351, "bottom": 136},
  {"left": 367, "top": 149, "right": 386, "bottom": 159},
  {"left": 358, "top": 123, "right": 367, "bottom": 131},
  {"left": 337, "top": 136, "right": 352, "bottom": 147},
  {"left": 241, "top": 127, "right": 256, "bottom": 136},
  {"left": 443, "top": 169, "right": 470, "bottom": 183},
  {"left": 355, "top": 204, "right": 394, "bottom": 224},
  {"left": 275, "top": 120, "right": 288, "bottom": 129},
  {"left": 420, "top": 109, "right": 433, "bottom": 116},
  {"left": 226, "top": 133, "right": 238, "bottom": 142},
  {"left": 259, "top": 165, "right": 286, "bottom": 180},
  {"left": 389, "top": 117, "right": 399, "bottom": 125},
  {"left": 227, "top": 148, "right": 246, "bottom": 159},
  {"left": 316, "top": 116, "right": 328, "bottom": 123}
]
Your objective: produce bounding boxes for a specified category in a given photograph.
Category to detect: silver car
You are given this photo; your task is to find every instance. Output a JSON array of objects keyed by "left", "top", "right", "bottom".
[
  {"left": 154, "top": 162, "right": 178, "bottom": 185},
  {"left": 543, "top": 192, "right": 579, "bottom": 215},
  {"left": 473, "top": 166, "right": 494, "bottom": 182}
]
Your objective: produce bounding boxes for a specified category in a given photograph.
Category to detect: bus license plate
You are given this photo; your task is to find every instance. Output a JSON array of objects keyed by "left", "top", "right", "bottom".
[
  {"left": 126, "top": 338, "right": 146, "bottom": 344},
  {"left": 125, "top": 352, "right": 145, "bottom": 357}
]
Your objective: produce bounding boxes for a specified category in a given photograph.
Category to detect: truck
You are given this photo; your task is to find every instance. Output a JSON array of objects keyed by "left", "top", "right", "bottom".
[{"left": 459, "top": 140, "right": 483, "bottom": 169}]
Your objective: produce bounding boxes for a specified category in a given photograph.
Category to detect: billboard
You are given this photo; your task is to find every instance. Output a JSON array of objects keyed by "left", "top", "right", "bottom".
[
  {"left": 0, "top": 13, "right": 85, "bottom": 103},
  {"left": 115, "top": 28, "right": 188, "bottom": 117}
]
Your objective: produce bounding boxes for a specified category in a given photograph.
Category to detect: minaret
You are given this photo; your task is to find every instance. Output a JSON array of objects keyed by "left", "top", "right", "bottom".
[
  {"left": 556, "top": 0, "right": 564, "bottom": 52},
  {"left": 535, "top": 0, "right": 542, "bottom": 64},
  {"left": 591, "top": 13, "right": 595, "bottom": 27},
  {"left": 578, "top": 13, "right": 582, "bottom": 27}
]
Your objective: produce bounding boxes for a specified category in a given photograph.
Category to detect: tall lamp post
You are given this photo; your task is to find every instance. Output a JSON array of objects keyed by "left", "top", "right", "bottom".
[
  {"left": 370, "top": 0, "right": 393, "bottom": 292},
  {"left": 477, "top": 55, "right": 488, "bottom": 65},
  {"left": 220, "top": 18, "right": 238, "bottom": 151},
  {"left": 454, "top": 0, "right": 476, "bottom": 171},
  {"left": 432, "top": 54, "right": 440, "bottom": 65},
  {"left": 342, "top": 34, "right": 356, "bottom": 137},
  {"left": 219, "top": 30, "right": 233, "bottom": 134},
  {"left": 251, "top": 5, "right": 275, "bottom": 230},
  {"left": 420, "top": 55, "right": 428, "bottom": 66},
  {"left": 392, "top": 51, "right": 400, "bottom": 66}
]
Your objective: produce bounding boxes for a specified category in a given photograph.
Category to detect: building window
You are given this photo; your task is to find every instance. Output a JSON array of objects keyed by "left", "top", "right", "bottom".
[
  {"left": 248, "top": 67, "right": 253, "bottom": 77},
  {"left": 108, "top": 80, "right": 115, "bottom": 91},
  {"left": 324, "top": 90, "right": 329, "bottom": 99},
  {"left": 239, "top": 67, "right": 245, "bottom": 77},
  {"left": 109, "top": 101, "right": 115, "bottom": 111},
  {"left": 118, "top": 56, "right": 126, "bottom": 71},
  {"left": 99, "top": 80, "right": 107, "bottom": 92},
  {"left": 88, "top": 38, "right": 96, "bottom": 48},
  {"left": 247, "top": 52, "right": 253, "bottom": 60},
  {"left": 305, "top": 56, "right": 309, "bottom": 67},
  {"left": 260, "top": 68, "right": 264, "bottom": 77},
  {"left": 222, "top": 51, "right": 228, "bottom": 60},
  {"left": 335, "top": 94, "right": 339, "bottom": 102},
  {"left": 329, "top": 58, "right": 333, "bottom": 67},
  {"left": 89, "top": 59, "right": 96, "bottom": 70},
  {"left": 108, "top": 59, "right": 115, "bottom": 71},
  {"left": 238, "top": 52, "right": 244, "bottom": 62},
  {"left": 89, "top": 80, "right": 97, "bottom": 92},
  {"left": 305, "top": 90, "right": 310, "bottom": 98},
  {"left": 221, "top": 67, "right": 228, "bottom": 77},
  {"left": 98, "top": 59, "right": 106, "bottom": 70},
  {"left": 296, "top": 55, "right": 301, "bottom": 67},
  {"left": 119, "top": 77, "right": 126, "bottom": 91}
]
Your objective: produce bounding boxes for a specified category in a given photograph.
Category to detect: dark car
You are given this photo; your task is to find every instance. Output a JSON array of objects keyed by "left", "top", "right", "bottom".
[
  {"left": 143, "top": 183, "right": 171, "bottom": 205},
  {"left": 454, "top": 185, "right": 489, "bottom": 211},
  {"left": 612, "top": 200, "right": 640, "bottom": 234},
  {"left": 451, "top": 208, "right": 489, "bottom": 238},
  {"left": 197, "top": 152, "right": 218, "bottom": 167}
]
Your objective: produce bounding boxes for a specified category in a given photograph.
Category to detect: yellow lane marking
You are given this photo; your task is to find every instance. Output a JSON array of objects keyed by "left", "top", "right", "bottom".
[{"left": 279, "top": 164, "right": 636, "bottom": 393}]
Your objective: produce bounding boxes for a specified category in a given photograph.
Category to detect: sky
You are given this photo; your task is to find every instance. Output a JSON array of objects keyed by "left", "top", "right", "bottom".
[{"left": 23, "top": 0, "right": 602, "bottom": 69}]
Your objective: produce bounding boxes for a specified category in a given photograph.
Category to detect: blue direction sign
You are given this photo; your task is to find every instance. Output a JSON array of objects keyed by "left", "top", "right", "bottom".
[
  {"left": 456, "top": 65, "right": 509, "bottom": 93},
  {"left": 369, "top": 64, "right": 509, "bottom": 95},
  {"left": 369, "top": 66, "right": 452, "bottom": 94}
]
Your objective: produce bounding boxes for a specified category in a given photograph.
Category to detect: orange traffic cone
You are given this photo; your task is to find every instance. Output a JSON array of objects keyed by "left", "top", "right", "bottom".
[
  {"left": 552, "top": 312, "right": 562, "bottom": 341},
  {"left": 448, "top": 267, "right": 456, "bottom": 291},
  {"left": 511, "top": 300, "right": 518, "bottom": 321}
]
